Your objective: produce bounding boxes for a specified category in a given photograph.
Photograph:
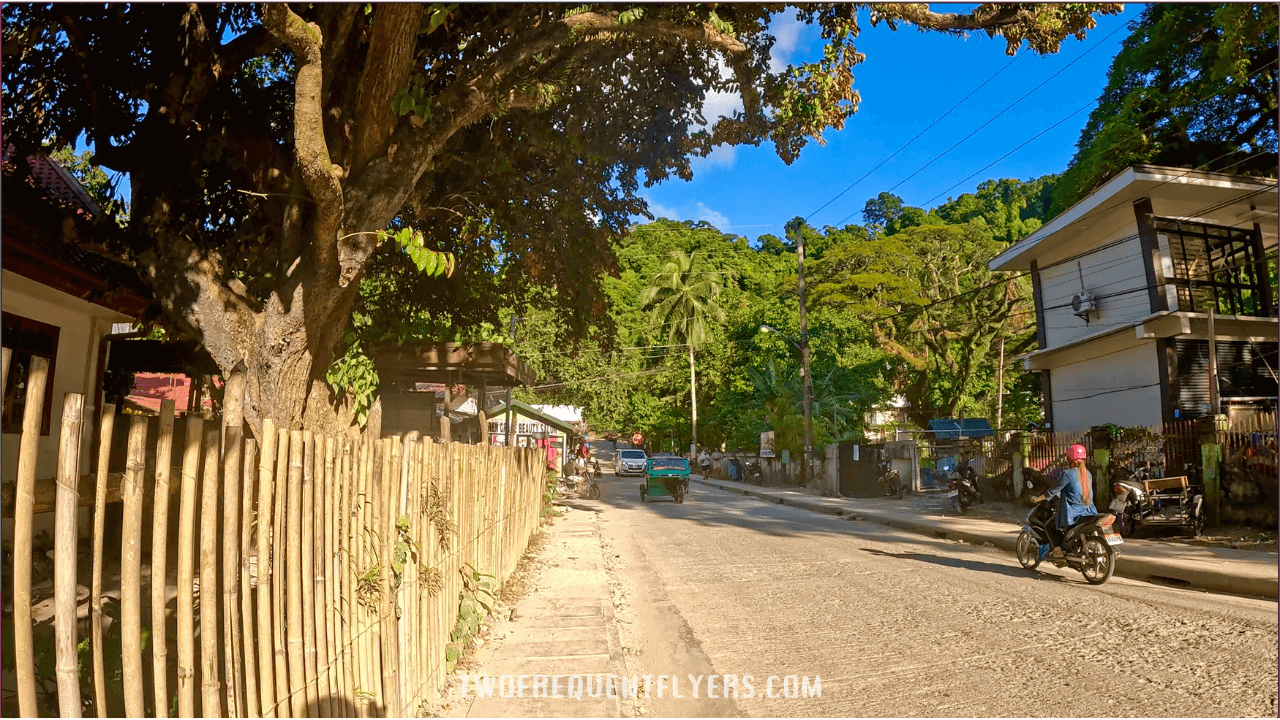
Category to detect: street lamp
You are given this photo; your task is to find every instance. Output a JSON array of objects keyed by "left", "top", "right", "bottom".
[{"left": 758, "top": 324, "right": 815, "bottom": 486}]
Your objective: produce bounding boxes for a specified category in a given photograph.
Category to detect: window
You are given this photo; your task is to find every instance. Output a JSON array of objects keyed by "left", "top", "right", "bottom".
[
  {"left": 2, "top": 311, "right": 60, "bottom": 435},
  {"left": 1158, "top": 218, "right": 1273, "bottom": 317}
]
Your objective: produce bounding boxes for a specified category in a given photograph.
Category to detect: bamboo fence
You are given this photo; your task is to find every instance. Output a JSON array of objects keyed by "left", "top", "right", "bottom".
[{"left": 7, "top": 380, "right": 549, "bottom": 718}]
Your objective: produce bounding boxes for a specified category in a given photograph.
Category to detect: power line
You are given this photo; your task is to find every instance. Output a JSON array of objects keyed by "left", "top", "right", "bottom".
[
  {"left": 831, "top": 21, "right": 1130, "bottom": 227},
  {"left": 803, "top": 48, "right": 1028, "bottom": 222}
]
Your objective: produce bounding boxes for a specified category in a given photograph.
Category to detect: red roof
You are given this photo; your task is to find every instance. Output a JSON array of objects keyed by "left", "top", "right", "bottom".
[{"left": 126, "top": 372, "right": 214, "bottom": 414}]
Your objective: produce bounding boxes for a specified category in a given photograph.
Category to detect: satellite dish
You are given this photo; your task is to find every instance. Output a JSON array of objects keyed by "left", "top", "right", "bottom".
[{"left": 1071, "top": 291, "right": 1095, "bottom": 320}]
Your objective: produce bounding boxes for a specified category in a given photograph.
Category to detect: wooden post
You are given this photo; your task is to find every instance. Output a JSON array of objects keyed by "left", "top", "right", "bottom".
[
  {"left": 241, "top": 437, "right": 261, "bottom": 719},
  {"left": 54, "top": 393, "right": 85, "bottom": 718},
  {"left": 287, "top": 429, "right": 308, "bottom": 717},
  {"left": 222, "top": 367, "right": 246, "bottom": 717},
  {"left": 176, "top": 414, "right": 205, "bottom": 717},
  {"left": 272, "top": 428, "right": 290, "bottom": 714},
  {"left": 301, "top": 431, "right": 321, "bottom": 717},
  {"left": 440, "top": 380, "right": 452, "bottom": 444},
  {"left": 1, "top": 346, "right": 10, "bottom": 394},
  {"left": 151, "top": 399, "right": 177, "bottom": 717},
  {"left": 89, "top": 403, "right": 116, "bottom": 717},
  {"left": 122, "top": 414, "right": 150, "bottom": 718},
  {"left": 12, "top": 355, "right": 49, "bottom": 718},
  {"left": 256, "top": 420, "right": 279, "bottom": 719},
  {"left": 199, "top": 422, "right": 223, "bottom": 717},
  {"left": 315, "top": 435, "right": 334, "bottom": 718},
  {"left": 478, "top": 380, "right": 489, "bottom": 446},
  {"left": 382, "top": 438, "right": 402, "bottom": 716},
  {"left": 337, "top": 437, "right": 355, "bottom": 717}
]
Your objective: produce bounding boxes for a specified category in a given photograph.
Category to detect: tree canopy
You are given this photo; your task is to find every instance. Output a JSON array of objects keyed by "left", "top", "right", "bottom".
[
  {"left": 1051, "top": 3, "right": 1278, "bottom": 214},
  {"left": 2, "top": 3, "right": 1120, "bottom": 435}
]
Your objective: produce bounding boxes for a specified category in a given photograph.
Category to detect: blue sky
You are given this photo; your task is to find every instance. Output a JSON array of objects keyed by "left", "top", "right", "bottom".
[{"left": 635, "top": 4, "right": 1146, "bottom": 240}]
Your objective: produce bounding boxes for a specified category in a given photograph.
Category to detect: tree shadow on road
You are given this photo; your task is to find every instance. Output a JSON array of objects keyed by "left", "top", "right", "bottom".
[{"left": 859, "top": 547, "right": 1071, "bottom": 583}]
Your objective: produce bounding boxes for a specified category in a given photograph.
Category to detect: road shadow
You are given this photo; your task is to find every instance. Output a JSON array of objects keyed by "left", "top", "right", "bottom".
[{"left": 860, "top": 547, "right": 1071, "bottom": 583}]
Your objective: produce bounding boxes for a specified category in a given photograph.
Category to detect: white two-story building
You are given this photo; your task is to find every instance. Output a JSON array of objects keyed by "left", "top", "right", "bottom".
[{"left": 989, "top": 165, "right": 1277, "bottom": 432}]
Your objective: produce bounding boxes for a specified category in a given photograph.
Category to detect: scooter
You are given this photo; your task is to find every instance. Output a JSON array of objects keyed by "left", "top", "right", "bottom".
[
  {"left": 876, "top": 461, "right": 906, "bottom": 498},
  {"left": 1014, "top": 487, "right": 1122, "bottom": 585},
  {"left": 947, "top": 463, "right": 982, "bottom": 513}
]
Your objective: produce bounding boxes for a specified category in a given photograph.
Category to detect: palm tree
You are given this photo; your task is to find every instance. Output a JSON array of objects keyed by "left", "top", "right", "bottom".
[{"left": 640, "top": 250, "right": 726, "bottom": 459}]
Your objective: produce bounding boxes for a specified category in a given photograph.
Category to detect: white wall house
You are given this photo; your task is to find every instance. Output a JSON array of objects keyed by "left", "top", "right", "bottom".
[
  {"left": 989, "top": 165, "right": 1278, "bottom": 432},
  {"left": 2, "top": 153, "right": 153, "bottom": 541}
]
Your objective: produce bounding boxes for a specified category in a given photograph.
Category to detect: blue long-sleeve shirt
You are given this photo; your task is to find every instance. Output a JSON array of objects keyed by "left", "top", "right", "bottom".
[{"left": 1047, "top": 466, "right": 1097, "bottom": 529}]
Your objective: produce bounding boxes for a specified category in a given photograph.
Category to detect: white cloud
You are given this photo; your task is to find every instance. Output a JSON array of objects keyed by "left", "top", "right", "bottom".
[
  {"left": 768, "top": 15, "right": 806, "bottom": 73},
  {"left": 692, "top": 202, "right": 730, "bottom": 230},
  {"left": 645, "top": 199, "right": 681, "bottom": 221},
  {"left": 690, "top": 144, "right": 737, "bottom": 173}
]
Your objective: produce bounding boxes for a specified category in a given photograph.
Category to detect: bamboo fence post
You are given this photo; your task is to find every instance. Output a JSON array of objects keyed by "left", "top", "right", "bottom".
[
  {"left": 314, "top": 435, "right": 333, "bottom": 718},
  {"left": 256, "top": 420, "right": 279, "bottom": 719},
  {"left": 241, "top": 437, "right": 261, "bottom": 719},
  {"left": 122, "top": 414, "right": 150, "bottom": 717},
  {"left": 369, "top": 435, "right": 384, "bottom": 717},
  {"left": 150, "top": 399, "right": 177, "bottom": 717},
  {"left": 403, "top": 434, "right": 419, "bottom": 708},
  {"left": 381, "top": 437, "right": 401, "bottom": 717},
  {"left": 12, "top": 355, "right": 49, "bottom": 717},
  {"left": 90, "top": 403, "right": 116, "bottom": 717},
  {"left": 176, "top": 414, "right": 205, "bottom": 717},
  {"left": 272, "top": 427, "right": 291, "bottom": 713},
  {"left": 199, "top": 421, "right": 223, "bottom": 717},
  {"left": 424, "top": 441, "right": 438, "bottom": 699},
  {"left": 222, "top": 368, "right": 247, "bottom": 718},
  {"left": 286, "top": 429, "right": 308, "bottom": 717},
  {"left": 396, "top": 436, "right": 411, "bottom": 712},
  {"left": 351, "top": 438, "right": 368, "bottom": 717},
  {"left": 301, "top": 431, "right": 321, "bottom": 717},
  {"left": 337, "top": 437, "right": 354, "bottom": 717},
  {"left": 320, "top": 435, "right": 338, "bottom": 717},
  {"left": 358, "top": 438, "right": 376, "bottom": 717},
  {"left": 54, "top": 392, "right": 85, "bottom": 718}
]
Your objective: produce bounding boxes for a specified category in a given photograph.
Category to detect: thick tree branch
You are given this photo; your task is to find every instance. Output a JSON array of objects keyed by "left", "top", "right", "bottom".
[
  {"left": 344, "top": 10, "right": 754, "bottom": 283},
  {"left": 215, "top": 25, "right": 279, "bottom": 81},
  {"left": 262, "top": 3, "right": 344, "bottom": 277},
  {"left": 352, "top": 4, "right": 424, "bottom": 169}
]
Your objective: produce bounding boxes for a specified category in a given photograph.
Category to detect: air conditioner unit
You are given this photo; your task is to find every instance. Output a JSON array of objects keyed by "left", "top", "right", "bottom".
[{"left": 1071, "top": 291, "right": 1095, "bottom": 320}]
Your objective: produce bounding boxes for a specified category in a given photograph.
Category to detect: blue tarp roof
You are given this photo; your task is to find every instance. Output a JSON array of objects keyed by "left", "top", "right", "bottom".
[{"left": 928, "top": 418, "right": 994, "bottom": 439}]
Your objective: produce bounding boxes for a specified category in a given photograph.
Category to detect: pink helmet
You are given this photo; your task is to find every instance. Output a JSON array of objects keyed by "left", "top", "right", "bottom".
[{"left": 1068, "top": 444, "right": 1088, "bottom": 461}]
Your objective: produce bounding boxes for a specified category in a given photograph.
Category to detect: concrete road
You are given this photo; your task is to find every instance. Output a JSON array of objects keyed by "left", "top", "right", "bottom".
[{"left": 588, "top": 468, "right": 1278, "bottom": 718}]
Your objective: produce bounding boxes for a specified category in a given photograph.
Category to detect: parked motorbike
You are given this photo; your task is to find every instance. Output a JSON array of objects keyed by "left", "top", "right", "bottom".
[
  {"left": 1014, "top": 490, "right": 1122, "bottom": 585},
  {"left": 947, "top": 463, "right": 982, "bottom": 513},
  {"left": 558, "top": 472, "right": 601, "bottom": 500},
  {"left": 743, "top": 458, "right": 764, "bottom": 483},
  {"left": 592, "top": 458, "right": 602, "bottom": 480},
  {"left": 876, "top": 461, "right": 906, "bottom": 498}
]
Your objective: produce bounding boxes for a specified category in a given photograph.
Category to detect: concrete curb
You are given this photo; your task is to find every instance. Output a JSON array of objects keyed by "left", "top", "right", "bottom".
[{"left": 691, "top": 475, "right": 1278, "bottom": 600}]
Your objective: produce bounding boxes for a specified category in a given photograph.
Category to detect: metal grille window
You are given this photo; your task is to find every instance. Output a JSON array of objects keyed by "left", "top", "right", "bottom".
[{"left": 1156, "top": 218, "right": 1274, "bottom": 317}]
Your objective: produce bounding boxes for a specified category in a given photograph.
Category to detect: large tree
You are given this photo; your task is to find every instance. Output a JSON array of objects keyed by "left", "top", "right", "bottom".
[
  {"left": 1052, "top": 3, "right": 1278, "bottom": 214},
  {"left": 1, "top": 3, "right": 1118, "bottom": 436}
]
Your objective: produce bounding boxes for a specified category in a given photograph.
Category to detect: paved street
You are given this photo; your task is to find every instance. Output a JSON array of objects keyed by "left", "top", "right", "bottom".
[{"left": 520, "top": 459, "right": 1278, "bottom": 718}]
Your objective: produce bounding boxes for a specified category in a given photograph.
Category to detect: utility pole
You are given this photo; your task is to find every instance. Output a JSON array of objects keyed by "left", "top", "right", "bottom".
[
  {"left": 796, "top": 227, "right": 815, "bottom": 487},
  {"left": 505, "top": 315, "right": 521, "bottom": 446},
  {"left": 1207, "top": 301, "right": 1220, "bottom": 417},
  {"left": 996, "top": 337, "right": 1005, "bottom": 431}
]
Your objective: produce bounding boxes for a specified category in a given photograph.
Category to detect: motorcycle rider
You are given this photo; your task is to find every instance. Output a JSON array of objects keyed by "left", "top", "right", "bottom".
[{"left": 1031, "top": 443, "right": 1096, "bottom": 560}]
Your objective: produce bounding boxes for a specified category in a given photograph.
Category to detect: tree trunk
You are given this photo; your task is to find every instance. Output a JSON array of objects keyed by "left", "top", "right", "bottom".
[{"left": 688, "top": 345, "right": 698, "bottom": 461}]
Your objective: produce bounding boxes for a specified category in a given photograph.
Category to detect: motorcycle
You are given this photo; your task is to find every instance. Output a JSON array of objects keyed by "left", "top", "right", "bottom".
[
  {"left": 592, "top": 458, "right": 602, "bottom": 480},
  {"left": 743, "top": 458, "right": 764, "bottom": 483},
  {"left": 1015, "top": 487, "right": 1122, "bottom": 585},
  {"left": 876, "top": 461, "right": 906, "bottom": 498},
  {"left": 947, "top": 463, "right": 982, "bottom": 513},
  {"left": 558, "top": 471, "right": 601, "bottom": 500}
]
